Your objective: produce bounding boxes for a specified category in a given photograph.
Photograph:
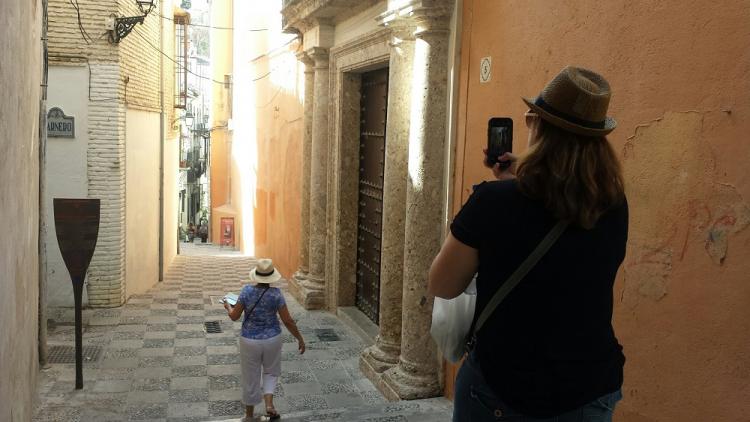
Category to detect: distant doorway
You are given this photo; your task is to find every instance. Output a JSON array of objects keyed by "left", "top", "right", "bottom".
[{"left": 354, "top": 68, "right": 389, "bottom": 325}]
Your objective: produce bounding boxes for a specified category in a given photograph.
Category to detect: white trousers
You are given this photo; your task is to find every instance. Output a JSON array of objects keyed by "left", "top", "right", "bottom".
[{"left": 239, "top": 334, "right": 283, "bottom": 406}]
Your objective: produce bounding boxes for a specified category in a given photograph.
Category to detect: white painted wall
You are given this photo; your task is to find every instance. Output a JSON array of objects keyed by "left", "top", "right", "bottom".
[
  {"left": 45, "top": 65, "right": 90, "bottom": 307},
  {"left": 333, "top": 2, "right": 387, "bottom": 46},
  {"left": 125, "top": 109, "right": 160, "bottom": 297}
]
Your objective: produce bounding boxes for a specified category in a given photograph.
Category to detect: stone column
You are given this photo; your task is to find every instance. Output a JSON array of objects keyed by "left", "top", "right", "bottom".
[
  {"left": 361, "top": 28, "right": 415, "bottom": 376},
  {"left": 292, "top": 52, "right": 314, "bottom": 284},
  {"left": 293, "top": 47, "right": 329, "bottom": 309},
  {"left": 382, "top": 6, "right": 453, "bottom": 400}
]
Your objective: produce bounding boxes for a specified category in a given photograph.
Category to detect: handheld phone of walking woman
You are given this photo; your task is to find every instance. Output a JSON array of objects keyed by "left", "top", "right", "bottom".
[{"left": 485, "top": 117, "right": 513, "bottom": 169}]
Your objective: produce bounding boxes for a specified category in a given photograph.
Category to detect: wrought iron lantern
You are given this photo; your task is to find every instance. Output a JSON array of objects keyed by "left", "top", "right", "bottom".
[{"left": 109, "top": 0, "right": 157, "bottom": 44}]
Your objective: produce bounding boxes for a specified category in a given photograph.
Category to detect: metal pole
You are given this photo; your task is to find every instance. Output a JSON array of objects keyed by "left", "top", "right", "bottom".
[{"left": 73, "top": 279, "right": 83, "bottom": 389}]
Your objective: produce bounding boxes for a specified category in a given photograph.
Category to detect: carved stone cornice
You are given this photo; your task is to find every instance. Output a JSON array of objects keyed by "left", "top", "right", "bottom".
[{"left": 282, "top": 0, "right": 381, "bottom": 33}]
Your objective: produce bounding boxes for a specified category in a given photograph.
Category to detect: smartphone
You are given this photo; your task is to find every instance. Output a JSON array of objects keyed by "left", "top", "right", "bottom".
[{"left": 485, "top": 117, "right": 513, "bottom": 169}]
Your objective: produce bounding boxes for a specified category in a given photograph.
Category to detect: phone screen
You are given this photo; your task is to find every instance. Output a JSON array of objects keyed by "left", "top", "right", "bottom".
[{"left": 486, "top": 118, "right": 513, "bottom": 168}]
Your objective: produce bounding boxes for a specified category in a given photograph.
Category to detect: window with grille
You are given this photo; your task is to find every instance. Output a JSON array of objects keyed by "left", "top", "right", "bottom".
[{"left": 174, "top": 15, "right": 189, "bottom": 109}]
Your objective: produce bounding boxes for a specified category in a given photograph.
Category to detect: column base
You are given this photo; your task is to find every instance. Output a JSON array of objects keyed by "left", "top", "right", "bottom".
[
  {"left": 360, "top": 337, "right": 400, "bottom": 375},
  {"left": 292, "top": 268, "right": 308, "bottom": 283},
  {"left": 380, "top": 359, "right": 442, "bottom": 400},
  {"left": 287, "top": 274, "right": 325, "bottom": 310},
  {"left": 363, "top": 356, "right": 441, "bottom": 401}
]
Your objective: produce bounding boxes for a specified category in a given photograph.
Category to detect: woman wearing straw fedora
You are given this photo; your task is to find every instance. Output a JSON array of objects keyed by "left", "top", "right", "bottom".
[
  {"left": 429, "top": 66, "right": 627, "bottom": 421},
  {"left": 224, "top": 258, "right": 306, "bottom": 421}
]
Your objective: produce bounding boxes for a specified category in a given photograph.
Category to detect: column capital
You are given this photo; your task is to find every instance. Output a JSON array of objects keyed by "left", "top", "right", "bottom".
[
  {"left": 306, "top": 47, "right": 330, "bottom": 68},
  {"left": 295, "top": 51, "right": 315, "bottom": 72},
  {"left": 378, "top": 0, "right": 454, "bottom": 38}
]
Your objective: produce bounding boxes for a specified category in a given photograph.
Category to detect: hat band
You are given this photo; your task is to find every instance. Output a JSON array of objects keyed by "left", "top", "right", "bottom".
[
  {"left": 255, "top": 269, "right": 275, "bottom": 277},
  {"left": 534, "top": 97, "right": 606, "bottom": 130}
]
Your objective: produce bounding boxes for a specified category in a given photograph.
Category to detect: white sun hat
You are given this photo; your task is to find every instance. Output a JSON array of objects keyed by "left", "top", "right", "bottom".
[{"left": 248, "top": 258, "right": 283, "bottom": 285}]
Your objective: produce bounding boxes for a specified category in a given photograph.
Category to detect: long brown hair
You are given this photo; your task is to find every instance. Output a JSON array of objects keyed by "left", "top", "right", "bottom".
[{"left": 516, "top": 120, "right": 625, "bottom": 229}]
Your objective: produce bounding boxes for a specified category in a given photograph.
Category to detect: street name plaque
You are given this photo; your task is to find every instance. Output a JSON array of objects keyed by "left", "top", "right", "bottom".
[
  {"left": 53, "top": 198, "right": 100, "bottom": 389},
  {"left": 47, "top": 107, "right": 75, "bottom": 138}
]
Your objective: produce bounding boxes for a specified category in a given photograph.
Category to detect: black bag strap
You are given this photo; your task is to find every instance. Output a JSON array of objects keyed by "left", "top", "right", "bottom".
[
  {"left": 472, "top": 220, "right": 569, "bottom": 335},
  {"left": 246, "top": 286, "right": 270, "bottom": 317}
]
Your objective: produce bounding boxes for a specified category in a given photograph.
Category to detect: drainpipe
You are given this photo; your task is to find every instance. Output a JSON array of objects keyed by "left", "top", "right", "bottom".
[
  {"left": 38, "top": 0, "right": 50, "bottom": 368},
  {"left": 158, "top": 0, "right": 165, "bottom": 281}
]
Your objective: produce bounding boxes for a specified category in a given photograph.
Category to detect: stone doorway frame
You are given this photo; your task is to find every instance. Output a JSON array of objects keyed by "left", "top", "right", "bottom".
[{"left": 325, "top": 28, "right": 392, "bottom": 315}]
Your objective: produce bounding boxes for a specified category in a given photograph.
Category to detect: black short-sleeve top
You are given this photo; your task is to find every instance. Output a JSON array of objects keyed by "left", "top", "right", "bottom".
[{"left": 451, "top": 180, "right": 628, "bottom": 418}]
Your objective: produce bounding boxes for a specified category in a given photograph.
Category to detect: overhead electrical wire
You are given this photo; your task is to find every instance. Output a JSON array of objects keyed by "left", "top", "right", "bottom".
[
  {"left": 133, "top": 28, "right": 300, "bottom": 86},
  {"left": 156, "top": 11, "right": 267, "bottom": 31}
]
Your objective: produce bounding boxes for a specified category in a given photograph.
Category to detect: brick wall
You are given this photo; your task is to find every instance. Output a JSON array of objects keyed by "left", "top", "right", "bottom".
[{"left": 119, "top": 0, "right": 161, "bottom": 112}]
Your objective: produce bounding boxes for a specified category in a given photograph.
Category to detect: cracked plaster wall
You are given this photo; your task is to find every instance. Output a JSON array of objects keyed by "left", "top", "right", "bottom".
[{"left": 453, "top": 0, "right": 750, "bottom": 420}]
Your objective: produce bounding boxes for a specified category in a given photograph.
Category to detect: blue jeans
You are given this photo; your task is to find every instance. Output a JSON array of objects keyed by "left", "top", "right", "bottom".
[{"left": 453, "top": 352, "right": 622, "bottom": 422}]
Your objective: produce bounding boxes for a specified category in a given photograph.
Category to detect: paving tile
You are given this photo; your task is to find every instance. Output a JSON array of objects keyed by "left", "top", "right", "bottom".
[
  {"left": 100, "top": 358, "right": 140, "bottom": 369},
  {"left": 91, "top": 379, "right": 132, "bottom": 394},
  {"left": 207, "top": 354, "right": 239, "bottom": 365},
  {"left": 284, "top": 382, "right": 323, "bottom": 396},
  {"left": 127, "top": 391, "right": 169, "bottom": 404},
  {"left": 287, "top": 394, "right": 329, "bottom": 412},
  {"left": 132, "top": 378, "right": 171, "bottom": 392},
  {"left": 144, "top": 331, "right": 176, "bottom": 339},
  {"left": 324, "top": 392, "right": 366, "bottom": 409},
  {"left": 148, "top": 324, "right": 177, "bottom": 332},
  {"left": 139, "top": 356, "right": 173, "bottom": 367},
  {"left": 125, "top": 403, "right": 168, "bottom": 420},
  {"left": 174, "top": 337, "right": 206, "bottom": 347},
  {"left": 171, "top": 365, "right": 207, "bottom": 377},
  {"left": 206, "top": 345, "right": 237, "bottom": 355},
  {"left": 176, "top": 323, "right": 204, "bottom": 332},
  {"left": 174, "top": 346, "right": 205, "bottom": 356},
  {"left": 170, "top": 376, "right": 208, "bottom": 390},
  {"left": 207, "top": 364, "right": 240, "bottom": 376},
  {"left": 168, "top": 388, "right": 209, "bottom": 403},
  {"left": 208, "top": 388, "right": 241, "bottom": 402},
  {"left": 321, "top": 382, "right": 359, "bottom": 394},
  {"left": 208, "top": 375, "right": 241, "bottom": 390},
  {"left": 208, "top": 400, "right": 244, "bottom": 417},
  {"left": 116, "top": 331, "right": 146, "bottom": 340},
  {"left": 144, "top": 339, "right": 175, "bottom": 348},
  {"left": 111, "top": 340, "right": 145, "bottom": 349},
  {"left": 133, "top": 367, "right": 171, "bottom": 379},
  {"left": 206, "top": 336, "right": 236, "bottom": 346},
  {"left": 104, "top": 348, "right": 140, "bottom": 359},
  {"left": 173, "top": 355, "right": 207, "bottom": 366},
  {"left": 138, "top": 347, "right": 174, "bottom": 357},
  {"left": 175, "top": 330, "right": 204, "bottom": 339}
]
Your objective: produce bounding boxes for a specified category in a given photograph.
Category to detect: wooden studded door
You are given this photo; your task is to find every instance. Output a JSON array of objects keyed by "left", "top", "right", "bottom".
[{"left": 355, "top": 68, "right": 389, "bottom": 325}]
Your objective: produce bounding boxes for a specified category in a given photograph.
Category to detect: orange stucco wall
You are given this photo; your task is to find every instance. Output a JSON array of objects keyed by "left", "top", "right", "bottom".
[
  {"left": 250, "top": 54, "right": 303, "bottom": 279},
  {"left": 210, "top": 130, "right": 229, "bottom": 244},
  {"left": 453, "top": 1, "right": 750, "bottom": 421}
]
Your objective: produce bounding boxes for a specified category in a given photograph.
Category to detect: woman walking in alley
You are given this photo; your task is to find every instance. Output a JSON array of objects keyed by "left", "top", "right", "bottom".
[
  {"left": 224, "top": 258, "right": 306, "bottom": 421},
  {"left": 430, "top": 66, "right": 627, "bottom": 421}
]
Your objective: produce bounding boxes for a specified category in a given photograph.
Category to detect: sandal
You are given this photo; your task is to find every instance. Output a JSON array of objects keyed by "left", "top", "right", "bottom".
[{"left": 266, "top": 408, "right": 281, "bottom": 420}]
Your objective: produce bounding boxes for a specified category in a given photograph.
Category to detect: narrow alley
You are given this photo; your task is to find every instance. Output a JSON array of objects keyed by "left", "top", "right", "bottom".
[{"left": 34, "top": 251, "right": 451, "bottom": 421}]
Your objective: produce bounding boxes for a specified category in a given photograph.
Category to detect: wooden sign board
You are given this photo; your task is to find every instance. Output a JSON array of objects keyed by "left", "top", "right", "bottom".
[{"left": 53, "top": 198, "right": 100, "bottom": 389}]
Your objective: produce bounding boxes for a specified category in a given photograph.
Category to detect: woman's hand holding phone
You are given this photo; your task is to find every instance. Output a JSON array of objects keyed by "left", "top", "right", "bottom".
[{"left": 483, "top": 148, "right": 517, "bottom": 181}]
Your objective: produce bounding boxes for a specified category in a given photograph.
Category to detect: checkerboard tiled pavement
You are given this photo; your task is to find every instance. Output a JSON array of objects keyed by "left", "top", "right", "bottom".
[{"left": 34, "top": 251, "right": 452, "bottom": 421}]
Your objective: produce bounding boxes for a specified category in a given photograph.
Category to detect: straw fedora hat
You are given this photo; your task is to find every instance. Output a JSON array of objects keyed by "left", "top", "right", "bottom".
[
  {"left": 249, "top": 258, "right": 282, "bottom": 285},
  {"left": 523, "top": 66, "right": 617, "bottom": 137}
]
